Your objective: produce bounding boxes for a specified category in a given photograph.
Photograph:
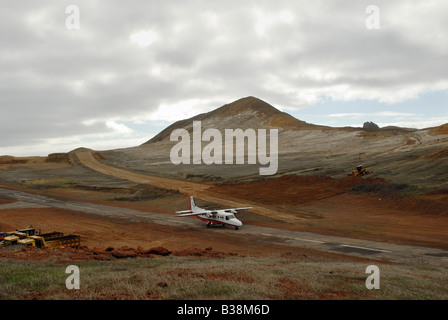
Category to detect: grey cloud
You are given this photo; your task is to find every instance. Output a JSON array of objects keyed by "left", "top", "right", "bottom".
[{"left": 1, "top": 0, "right": 447, "bottom": 153}]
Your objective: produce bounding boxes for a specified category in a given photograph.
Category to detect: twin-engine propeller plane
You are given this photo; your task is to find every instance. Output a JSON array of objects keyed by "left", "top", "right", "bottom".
[{"left": 176, "top": 196, "right": 252, "bottom": 230}]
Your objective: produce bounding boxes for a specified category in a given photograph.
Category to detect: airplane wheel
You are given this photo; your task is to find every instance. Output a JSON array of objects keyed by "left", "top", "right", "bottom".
[
  {"left": 235, "top": 227, "right": 239, "bottom": 230},
  {"left": 207, "top": 223, "right": 210, "bottom": 228}
]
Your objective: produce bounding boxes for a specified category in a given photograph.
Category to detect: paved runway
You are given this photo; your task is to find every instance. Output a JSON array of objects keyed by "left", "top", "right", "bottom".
[{"left": 1, "top": 186, "right": 447, "bottom": 267}]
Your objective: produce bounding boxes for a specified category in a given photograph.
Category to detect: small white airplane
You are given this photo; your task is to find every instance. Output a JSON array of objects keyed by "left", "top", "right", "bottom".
[{"left": 176, "top": 196, "right": 252, "bottom": 230}]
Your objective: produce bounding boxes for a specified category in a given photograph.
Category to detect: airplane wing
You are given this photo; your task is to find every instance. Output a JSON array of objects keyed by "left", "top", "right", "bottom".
[
  {"left": 175, "top": 207, "right": 253, "bottom": 217},
  {"left": 224, "top": 207, "right": 253, "bottom": 212},
  {"left": 175, "top": 210, "right": 193, "bottom": 214},
  {"left": 176, "top": 210, "right": 212, "bottom": 217}
]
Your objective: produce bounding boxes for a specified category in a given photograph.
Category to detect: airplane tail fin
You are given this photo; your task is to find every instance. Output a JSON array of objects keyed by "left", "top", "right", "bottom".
[{"left": 189, "top": 196, "right": 198, "bottom": 211}]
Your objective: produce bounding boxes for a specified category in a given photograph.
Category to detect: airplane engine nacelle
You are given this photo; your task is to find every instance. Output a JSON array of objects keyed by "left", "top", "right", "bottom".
[{"left": 206, "top": 212, "right": 212, "bottom": 218}]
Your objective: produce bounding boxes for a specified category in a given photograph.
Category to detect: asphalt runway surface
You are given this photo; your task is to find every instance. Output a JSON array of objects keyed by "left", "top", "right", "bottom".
[{"left": 1, "top": 186, "right": 447, "bottom": 267}]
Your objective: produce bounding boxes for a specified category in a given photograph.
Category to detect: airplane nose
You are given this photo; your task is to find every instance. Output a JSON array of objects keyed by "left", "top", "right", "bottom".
[{"left": 235, "top": 219, "right": 242, "bottom": 227}]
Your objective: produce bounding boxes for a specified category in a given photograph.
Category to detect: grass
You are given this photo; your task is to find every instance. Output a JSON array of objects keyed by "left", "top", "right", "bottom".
[
  {"left": 0, "top": 261, "right": 67, "bottom": 298},
  {"left": 1, "top": 256, "right": 447, "bottom": 300},
  {"left": 22, "top": 178, "right": 74, "bottom": 190}
]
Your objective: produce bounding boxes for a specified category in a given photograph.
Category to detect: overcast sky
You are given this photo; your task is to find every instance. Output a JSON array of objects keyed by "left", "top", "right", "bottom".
[{"left": 1, "top": 0, "right": 447, "bottom": 156}]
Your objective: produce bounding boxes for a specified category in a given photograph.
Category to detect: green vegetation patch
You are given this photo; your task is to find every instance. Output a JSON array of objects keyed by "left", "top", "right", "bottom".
[{"left": 1, "top": 256, "right": 447, "bottom": 300}]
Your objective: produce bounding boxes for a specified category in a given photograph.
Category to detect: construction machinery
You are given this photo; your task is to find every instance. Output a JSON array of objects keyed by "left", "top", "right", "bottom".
[
  {"left": 0, "top": 227, "right": 80, "bottom": 249},
  {"left": 29, "top": 234, "right": 80, "bottom": 249},
  {"left": 16, "top": 227, "right": 39, "bottom": 236},
  {"left": 2, "top": 235, "right": 21, "bottom": 247},
  {"left": 39, "top": 231, "right": 64, "bottom": 239},
  {"left": 348, "top": 164, "right": 372, "bottom": 177}
]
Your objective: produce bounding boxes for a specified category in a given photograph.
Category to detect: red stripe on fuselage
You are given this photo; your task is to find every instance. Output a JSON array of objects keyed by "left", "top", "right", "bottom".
[{"left": 196, "top": 216, "right": 239, "bottom": 227}]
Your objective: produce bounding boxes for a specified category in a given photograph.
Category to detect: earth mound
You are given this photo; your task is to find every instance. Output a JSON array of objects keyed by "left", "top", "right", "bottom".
[{"left": 0, "top": 246, "right": 236, "bottom": 262}]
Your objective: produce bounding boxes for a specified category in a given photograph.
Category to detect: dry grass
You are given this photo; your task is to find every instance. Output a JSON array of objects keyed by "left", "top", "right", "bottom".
[{"left": 1, "top": 255, "right": 447, "bottom": 300}]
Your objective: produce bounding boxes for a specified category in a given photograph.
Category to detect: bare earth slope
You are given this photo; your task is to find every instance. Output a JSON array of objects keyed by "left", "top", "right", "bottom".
[{"left": 98, "top": 96, "right": 448, "bottom": 190}]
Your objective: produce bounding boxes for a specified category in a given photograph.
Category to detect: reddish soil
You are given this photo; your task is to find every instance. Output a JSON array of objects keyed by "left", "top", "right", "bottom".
[
  {"left": 0, "top": 245, "right": 236, "bottom": 263},
  {"left": 0, "top": 156, "right": 28, "bottom": 165},
  {"left": 2, "top": 172, "right": 448, "bottom": 251},
  {"left": 0, "top": 207, "right": 380, "bottom": 263},
  {"left": 291, "top": 193, "right": 448, "bottom": 249},
  {"left": 428, "top": 123, "right": 448, "bottom": 136},
  {"left": 416, "top": 148, "right": 448, "bottom": 161},
  {"left": 209, "top": 175, "right": 448, "bottom": 249},
  {"left": 0, "top": 196, "right": 16, "bottom": 205},
  {"left": 209, "top": 175, "right": 386, "bottom": 206}
]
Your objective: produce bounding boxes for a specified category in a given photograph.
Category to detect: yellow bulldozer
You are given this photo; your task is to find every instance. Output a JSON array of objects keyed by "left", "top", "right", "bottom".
[
  {"left": 348, "top": 164, "right": 372, "bottom": 177},
  {"left": 0, "top": 226, "right": 80, "bottom": 249}
]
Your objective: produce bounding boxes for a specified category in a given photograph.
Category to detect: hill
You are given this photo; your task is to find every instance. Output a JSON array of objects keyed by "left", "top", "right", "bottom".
[
  {"left": 144, "top": 96, "right": 322, "bottom": 144},
  {"left": 82, "top": 96, "right": 448, "bottom": 190}
]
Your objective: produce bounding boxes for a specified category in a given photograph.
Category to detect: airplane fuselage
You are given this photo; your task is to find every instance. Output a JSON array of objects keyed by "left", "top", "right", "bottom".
[{"left": 195, "top": 210, "right": 243, "bottom": 229}]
